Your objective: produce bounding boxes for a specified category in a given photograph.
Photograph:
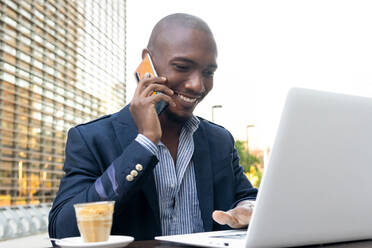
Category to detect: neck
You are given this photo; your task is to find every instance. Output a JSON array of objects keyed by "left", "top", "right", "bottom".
[
  {"left": 159, "top": 113, "right": 185, "bottom": 140},
  {"left": 159, "top": 113, "right": 189, "bottom": 164}
]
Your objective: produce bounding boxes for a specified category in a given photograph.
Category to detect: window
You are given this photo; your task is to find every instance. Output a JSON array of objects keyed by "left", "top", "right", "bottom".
[
  {"left": 19, "top": 52, "right": 31, "bottom": 63},
  {"left": 3, "top": 44, "right": 16, "bottom": 56},
  {"left": 18, "top": 25, "right": 31, "bottom": 36},
  {"left": 19, "top": 8, "right": 32, "bottom": 20},
  {"left": 33, "top": 8, "right": 45, "bottom": 20},
  {"left": 3, "top": 72, "right": 16, "bottom": 84},
  {"left": 16, "top": 78, "right": 29, "bottom": 88},
  {"left": 32, "top": 33, "right": 43, "bottom": 44},
  {"left": 3, "top": 16, "right": 17, "bottom": 27},
  {"left": 3, "top": 62, "right": 16, "bottom": 73}
]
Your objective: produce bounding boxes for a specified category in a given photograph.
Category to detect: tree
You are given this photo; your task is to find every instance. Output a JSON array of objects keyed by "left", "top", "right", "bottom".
[{"left": 235, "top": 140, "right": 263, "bottom": 187}]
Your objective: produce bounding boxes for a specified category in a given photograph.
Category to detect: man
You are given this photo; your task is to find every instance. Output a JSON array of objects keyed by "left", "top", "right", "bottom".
[{"left": 49, "top": 13, "right": 257, "bottom": 241}]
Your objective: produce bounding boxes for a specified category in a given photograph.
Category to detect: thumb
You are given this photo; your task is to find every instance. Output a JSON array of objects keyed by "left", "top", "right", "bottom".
[
  {"left": 212, "top": 210, "right": 226, "bottom": 225},
  {"left": 212, "top": 210, "right": 239, "bottom": 227}
]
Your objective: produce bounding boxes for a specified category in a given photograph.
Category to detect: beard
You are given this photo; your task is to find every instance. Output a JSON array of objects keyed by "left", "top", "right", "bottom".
[{"left": 160, "top": 106, "right": 194, "bottom": 125}]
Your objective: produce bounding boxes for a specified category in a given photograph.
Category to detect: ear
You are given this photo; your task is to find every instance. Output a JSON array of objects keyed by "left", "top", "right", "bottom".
[{"left": 141, "top": 48, "right": 150, "bottom": 59}]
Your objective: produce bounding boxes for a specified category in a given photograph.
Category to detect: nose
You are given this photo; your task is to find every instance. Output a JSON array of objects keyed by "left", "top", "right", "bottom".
[{"left": 185, "top": 72, "right": 205, "bottom": 95}]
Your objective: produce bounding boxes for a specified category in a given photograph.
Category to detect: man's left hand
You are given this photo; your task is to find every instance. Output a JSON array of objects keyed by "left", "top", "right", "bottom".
[{"left": 212, "top": 200, "right": 255, "bottom": 228}]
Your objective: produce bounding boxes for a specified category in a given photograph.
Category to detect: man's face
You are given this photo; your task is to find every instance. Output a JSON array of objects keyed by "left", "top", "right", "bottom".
[{"left": 151, "top": 26, "right": 217, "bottom": 121}]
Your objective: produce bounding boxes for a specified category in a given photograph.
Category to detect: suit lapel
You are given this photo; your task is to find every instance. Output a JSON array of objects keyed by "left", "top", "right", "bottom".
[
  {"left": 112, "top": 105, "right": 160, "bottom": 228},
  {"left": 193, "top": 121, "right": 214, "bottom": 231}
]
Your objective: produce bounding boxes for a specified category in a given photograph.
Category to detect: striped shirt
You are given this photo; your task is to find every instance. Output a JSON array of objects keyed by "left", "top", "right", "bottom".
[{"left": 136, "top": 116, "right": 204, "bottom": 235}]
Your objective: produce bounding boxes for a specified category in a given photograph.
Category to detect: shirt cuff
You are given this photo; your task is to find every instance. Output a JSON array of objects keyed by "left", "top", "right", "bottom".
[
  {"left": 237, "top": 200, "right": 255, "bottom": 209},
  {"left": 135, "top": 134, "right": 158, "bottom": 155}
]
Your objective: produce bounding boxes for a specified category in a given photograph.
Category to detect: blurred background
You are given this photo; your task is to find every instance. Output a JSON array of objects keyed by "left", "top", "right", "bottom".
[
  {"left": 0, "top": 0, "right": 371, "bottom": 245},
  {"left": 0, "top": 0, "right": 125, "bottom": 245}
]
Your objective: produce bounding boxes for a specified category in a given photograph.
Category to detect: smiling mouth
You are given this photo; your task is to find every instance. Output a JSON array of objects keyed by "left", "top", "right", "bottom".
[{"left": 178, "top": 93, "right": 197, "bottom": 103}]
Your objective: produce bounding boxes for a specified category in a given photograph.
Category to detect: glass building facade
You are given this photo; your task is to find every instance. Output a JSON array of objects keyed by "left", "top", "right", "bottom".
[{"left": 0, "top": 0, "right": 126, "bottom": 206}]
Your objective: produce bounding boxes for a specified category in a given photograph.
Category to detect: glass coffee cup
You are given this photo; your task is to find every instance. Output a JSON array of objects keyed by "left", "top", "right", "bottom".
[{"left": 74, "top": 201, "right": 115, "bottom": 242}]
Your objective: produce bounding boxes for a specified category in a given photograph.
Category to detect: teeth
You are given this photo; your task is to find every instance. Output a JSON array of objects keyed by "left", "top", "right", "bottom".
[{"left": 179, "top": 94, "right": 197, "bottom": 103}]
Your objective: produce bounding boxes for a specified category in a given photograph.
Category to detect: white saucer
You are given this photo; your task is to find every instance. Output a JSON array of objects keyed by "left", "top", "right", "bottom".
[{"left": 55, "top": 235, "right": 134, "bottom": 248}]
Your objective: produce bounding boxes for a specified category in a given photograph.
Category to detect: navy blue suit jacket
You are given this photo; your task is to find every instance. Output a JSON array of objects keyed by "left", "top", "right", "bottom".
[{"left": 48, "top": 105, "right": 257, "bottom": 240}]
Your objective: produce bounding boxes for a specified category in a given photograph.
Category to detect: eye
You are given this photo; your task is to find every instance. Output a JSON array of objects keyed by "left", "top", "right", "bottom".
[
  {"left": 173, "top": 64, "right": 190, "bottom": 72},
  {"left": 203, "top": 69, "right": 215, "bottom": 78}
]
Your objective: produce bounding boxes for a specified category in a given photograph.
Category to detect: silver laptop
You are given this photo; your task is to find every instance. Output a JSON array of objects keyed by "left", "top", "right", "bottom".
[{"left": 156, "top": 87, "right": 372, "bottom": 247}]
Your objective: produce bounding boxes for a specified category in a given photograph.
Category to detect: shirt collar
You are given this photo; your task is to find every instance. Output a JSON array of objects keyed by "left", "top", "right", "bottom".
[
  {"left": 183, "top": 115, "right": 200, "bottom": 134},
  {"left": 158, "top": 116, "right": 200, "bottom": 148}
]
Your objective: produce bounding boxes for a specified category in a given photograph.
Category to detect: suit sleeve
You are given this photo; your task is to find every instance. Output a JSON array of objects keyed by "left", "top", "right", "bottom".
[
  {"left": 229, "top": 134, "right": 258, "bottom": 208},
  {"left": 48, "top": 127, "right": 158, "bottom": 239}
]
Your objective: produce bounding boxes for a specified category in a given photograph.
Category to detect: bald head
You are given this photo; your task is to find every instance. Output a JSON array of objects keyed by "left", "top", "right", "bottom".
[{"left": 147, "top": 13, "right": 216, "bottom": 54}]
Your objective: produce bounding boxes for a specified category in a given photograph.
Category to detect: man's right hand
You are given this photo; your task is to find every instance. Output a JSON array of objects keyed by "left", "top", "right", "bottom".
[{"left": 129, "top": 73, "right": 175, "bottom": 144}]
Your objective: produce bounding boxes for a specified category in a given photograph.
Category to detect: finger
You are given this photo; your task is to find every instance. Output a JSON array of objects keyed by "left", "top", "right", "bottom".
[
  {"left": 133, "top": 76, "right": 163, "bottom": 98},
  {"left": 139, "top": 76, "right": 167, "bottom": 89},
  {"left": 212, "top": 211, "right": 229, "bottom": 225},
  {"left": 212, "top": 210, "right": 240, "bottom": 228},
  {"left": 134, "top": 77, "right": 167, "bottom": 97},
  {"left": 149, "top": 92, "right": 176, "bottom": 107},
  {"left": 142, "top": 84, "right": 174, "bottom": 97}
]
